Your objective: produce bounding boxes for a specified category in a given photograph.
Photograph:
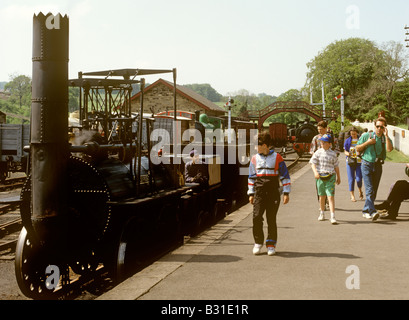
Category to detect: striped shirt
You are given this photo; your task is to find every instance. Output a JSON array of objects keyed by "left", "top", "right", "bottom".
[
  {"left": 248, "top": 150, "right": 291, "bottom": 196},
  {"left": 309, "top": 147, "right": 339, "bottom": 175}
]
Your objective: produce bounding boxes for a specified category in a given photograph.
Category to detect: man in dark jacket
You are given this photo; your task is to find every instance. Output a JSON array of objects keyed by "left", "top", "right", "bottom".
[
  {"left": 375, "top": 164, "right": 409, "bottom": 220},
  {"left": 184, "top": 150, "right": 209, "bottom": 187}
]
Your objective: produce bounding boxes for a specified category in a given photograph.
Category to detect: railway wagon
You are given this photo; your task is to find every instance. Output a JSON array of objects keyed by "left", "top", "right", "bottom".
[
  {"left": 0, "top": 124, "right": 29, "bottom": 182},
  {"left": 269, "top": 122, "right": 288, "bottom": 148},
  {"left": 14, "top": 13, "right": 251, "bottom": 299}
]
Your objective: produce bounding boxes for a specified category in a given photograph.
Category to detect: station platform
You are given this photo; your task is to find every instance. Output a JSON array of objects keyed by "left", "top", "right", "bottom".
[{"left": 98, "top": 157, "right": 409, "bottom": 300}]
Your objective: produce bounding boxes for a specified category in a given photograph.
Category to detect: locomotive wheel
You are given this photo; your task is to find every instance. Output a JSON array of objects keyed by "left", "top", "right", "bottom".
[
  {"left": 211, "top": 200, "right": 226, "bottom": 223},
  {"left": 15, "top": 228, "right": 66, "bottom": 300},
  {"left": 192, "top": 209, "right": 206, "bottom": 236},
  {"left": 113, "top": 217, "right": 145, "bottom": 281},
  {"left": 157, "top": 202, "right": 183, "bottom": 245},
  {"left": 113, "top": 202, "right": 183, "bottom": 281}
]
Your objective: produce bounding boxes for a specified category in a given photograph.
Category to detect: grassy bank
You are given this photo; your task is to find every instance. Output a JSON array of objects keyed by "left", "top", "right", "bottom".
[{"left": 386, "top": 149, "right": 409, "bottom": 163}]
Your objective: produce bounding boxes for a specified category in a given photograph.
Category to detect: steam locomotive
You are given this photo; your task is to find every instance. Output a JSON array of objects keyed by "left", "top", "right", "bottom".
[
  {"left": 14, "top": 13, "right": 252, "bottom": 299},
  {"left": 288, "top": 121, "right": 318, "bottom": 156},
  {"left": 268, "top": 121, "right": 318, "bottom": 156}
]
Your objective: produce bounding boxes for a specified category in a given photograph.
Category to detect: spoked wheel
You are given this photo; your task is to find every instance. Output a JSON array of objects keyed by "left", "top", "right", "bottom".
[
  {"left": 15, "top": 228, "right": 66, "bottom": 300},
  {"left": 211, "top": 200, "right": 226, "bottom": 223},
  {"left": 112, "top": 217, "right": 144, "bottom": 282}
]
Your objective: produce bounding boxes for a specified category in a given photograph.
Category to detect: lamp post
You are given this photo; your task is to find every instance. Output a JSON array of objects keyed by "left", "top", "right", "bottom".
[{"left": 226, "top": 97, "right": 234, "bottom": 143}]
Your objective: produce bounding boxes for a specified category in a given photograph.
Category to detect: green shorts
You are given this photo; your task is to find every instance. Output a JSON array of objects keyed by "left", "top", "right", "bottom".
[{"left": 316, "top": 174, "right": 336, "bottom": 196}]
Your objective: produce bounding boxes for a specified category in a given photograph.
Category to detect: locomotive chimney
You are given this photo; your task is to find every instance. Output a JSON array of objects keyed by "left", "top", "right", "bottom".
[{"left": 31, "top": 12, "right": 69, "bottom": 244}]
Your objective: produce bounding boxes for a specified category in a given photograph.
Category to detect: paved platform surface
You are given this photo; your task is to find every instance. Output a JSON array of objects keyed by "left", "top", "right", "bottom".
[{"left": 98, "top": 158, "right": 409, "bottom": 300}]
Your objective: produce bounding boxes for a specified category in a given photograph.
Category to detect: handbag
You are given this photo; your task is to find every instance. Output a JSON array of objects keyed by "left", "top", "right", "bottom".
[{"left": 347, "top": 156, "right": 357, "bottom": 167}]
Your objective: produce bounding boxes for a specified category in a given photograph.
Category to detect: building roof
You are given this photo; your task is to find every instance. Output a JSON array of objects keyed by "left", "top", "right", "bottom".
[{"left": 131, "top": 78, "right": 226, "bottom": 114}]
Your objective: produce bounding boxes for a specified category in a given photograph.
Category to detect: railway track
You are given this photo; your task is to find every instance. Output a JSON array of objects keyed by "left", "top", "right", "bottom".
[
  {"left": 0, "top": 177, "right": 26, "bottom": 193},
  {"left": 0, "top": 176, "right": 25, "bottom": 259},
  {"left": 0, "top": 204, "right": 22, "bottom": 259}
]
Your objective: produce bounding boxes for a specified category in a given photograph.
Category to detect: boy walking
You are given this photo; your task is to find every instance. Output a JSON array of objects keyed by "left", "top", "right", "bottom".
[
  {"left": 248, "top": 132, "right": 291, "bottom": 256},
  {"left": 309, "top": 134, "right": 341, "bottom": 224}
]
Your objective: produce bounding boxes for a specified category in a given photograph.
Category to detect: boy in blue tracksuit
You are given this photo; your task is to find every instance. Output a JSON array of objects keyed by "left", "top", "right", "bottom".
[{"left": 248, "top": 132, "right": 291, "bottom": 256}]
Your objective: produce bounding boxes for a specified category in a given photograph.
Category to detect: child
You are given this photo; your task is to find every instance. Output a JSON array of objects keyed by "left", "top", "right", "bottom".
[
  {"left": 248, "top": 131, "right": 291, "bottom": 256},
  {"left": 309, "top": 134, "right": 341, "bottom": 224}
]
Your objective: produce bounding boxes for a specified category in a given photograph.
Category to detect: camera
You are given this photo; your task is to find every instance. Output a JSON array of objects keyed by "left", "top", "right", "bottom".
[{"left": 375, "top": 158, "right": 384, "bottom": 165}]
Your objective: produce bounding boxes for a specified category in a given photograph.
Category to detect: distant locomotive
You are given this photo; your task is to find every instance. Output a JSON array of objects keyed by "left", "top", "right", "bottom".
[
  {"left": 288, "top": 121, "right": 318, "bottom": 156},
  {"left": 14, "top": 13, "right": 251, "bottom": 299}
]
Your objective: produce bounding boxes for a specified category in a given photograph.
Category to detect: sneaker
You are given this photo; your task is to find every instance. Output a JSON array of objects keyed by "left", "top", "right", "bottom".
[
  {"left": 267, "top": 246, "right": 276, "bottom": 256},
  {"left": 318, "top": 212, "right": 325, "bottom": 221},
  {"left": 330, "top": 217, "right": 337, "bottom": 225},
  {"left": 363, "top": 213, "right": 372, "bottom": 219},
  {"left": 253, "top": 244, "right": 262, "bottom": 255},
  {"left": 371, "top": 212, "right": 380, "bottom": 222}
]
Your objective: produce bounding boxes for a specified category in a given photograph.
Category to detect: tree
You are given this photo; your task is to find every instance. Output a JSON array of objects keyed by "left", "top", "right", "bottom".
[
  {"left": 305, "top": 38, "right": 383, "bottom": 120},
  {"left": 276, "top": 89, "right": 303, "bottom": 102},
  {"left": 4, "top": 74, "right": 31, "bottom": 109},
  {"left": 184, "top": 83, "right": 222, "bottom": 102},
  {"left": 369, "top": 41, "right": 409, "bottom": 119}
]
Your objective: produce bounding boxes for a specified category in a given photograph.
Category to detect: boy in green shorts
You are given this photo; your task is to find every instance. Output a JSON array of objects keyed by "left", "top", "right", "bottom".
[{"left": 309, "top": 134, "right": 341, "bottom": 224}]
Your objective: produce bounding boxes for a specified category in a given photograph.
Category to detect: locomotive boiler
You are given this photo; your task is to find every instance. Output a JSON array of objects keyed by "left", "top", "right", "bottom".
[
  {"left": 14, "top": 13, "right": 250, "bottom": 299},
  {"left": 289, "top": 121, "right": 318, "bottom": 156}
]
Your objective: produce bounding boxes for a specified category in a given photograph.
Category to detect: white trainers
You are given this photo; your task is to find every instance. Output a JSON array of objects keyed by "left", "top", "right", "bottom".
[
  {"left": 253, "top": 244, "right": 262, "bottom": 255},
  {"left": 267, "top": 246, "right": 276, "bottom": 256},
  {"left": 318, "top": 212, "right": 325, "bottom": 221},
  {"left": 330, "top": 213, "right": 337, "bottom": 225},
  {"left": 363, "top": 213, "right": 372, "bottom": 219},
  {"left": 371, "top": 212, "right": 380, "bottom": 222}
]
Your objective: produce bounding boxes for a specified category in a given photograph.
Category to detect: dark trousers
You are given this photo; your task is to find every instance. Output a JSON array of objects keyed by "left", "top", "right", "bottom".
[
  {"left": 387, "top": 180, "right": 409, "bottom": 217},
  {"left": 252, "top": 190, "right": 280, "bottom": 246}
]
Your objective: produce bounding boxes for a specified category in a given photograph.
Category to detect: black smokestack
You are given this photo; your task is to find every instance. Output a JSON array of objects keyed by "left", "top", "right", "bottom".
[{"left": 31, "top": 12, "right": 69, "bottom": 245}]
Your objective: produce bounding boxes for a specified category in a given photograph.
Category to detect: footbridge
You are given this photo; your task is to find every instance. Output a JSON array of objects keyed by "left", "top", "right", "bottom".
[{"left": 246, "top": 101, "right": 338, "bottom": 130}]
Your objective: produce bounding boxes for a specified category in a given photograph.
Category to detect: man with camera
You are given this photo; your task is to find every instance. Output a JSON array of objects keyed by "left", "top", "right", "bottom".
[{"left": 356, "top": 117, "right": 393, "bottom": 221}]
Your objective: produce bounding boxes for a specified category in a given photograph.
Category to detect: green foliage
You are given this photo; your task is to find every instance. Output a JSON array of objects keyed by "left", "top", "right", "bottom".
[
  {"left": 328, "top": 116, "right": 352, "bottom": 136},
  {"left": 221, "top": 90, "right": 277, "bottom": 118},
  {"left": 4, "top": 74, "right": 31, "bottom": 108},
  {"left": 0, "top": 75, "right": 31, "bottom": 123},
  {"left": 183, "top": 83, "right": 222, "bottom": 102},
  {"left": 306, "top": 38, "right": 409, "bottom": 125},
  {"left": 0, "top": 99, "right": 30, "bottom": 124},
  {"left": 68, "top": 87, "right": 79, "bottom": 113}
]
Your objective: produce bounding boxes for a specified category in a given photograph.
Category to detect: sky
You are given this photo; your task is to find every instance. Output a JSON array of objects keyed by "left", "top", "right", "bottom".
[{"left": 1, "top": 0, "right": 409, "bottom": 98}]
